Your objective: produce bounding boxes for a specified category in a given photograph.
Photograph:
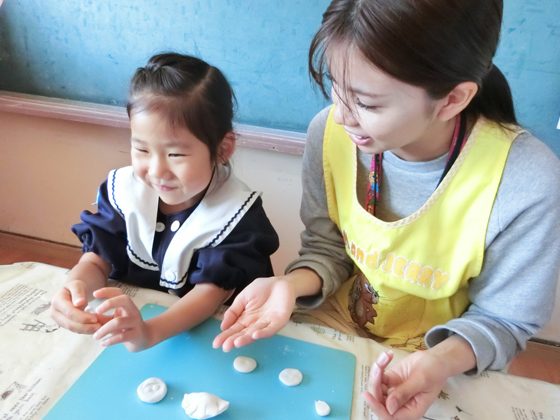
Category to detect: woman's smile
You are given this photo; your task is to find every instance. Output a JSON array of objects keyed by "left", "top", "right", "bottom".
[{"left": 345, "top": 128, "right": 373, "bottom": 146}]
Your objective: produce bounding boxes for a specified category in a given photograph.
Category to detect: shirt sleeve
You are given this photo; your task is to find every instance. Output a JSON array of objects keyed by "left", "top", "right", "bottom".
[
  {"left": 285, "top": 106, "right": 356, "bottom": 308},
  {"left": 425, "top": 132, "right": 560, "bottom": 374},
  {"left": 187, "top": 196, "right": 280, "bottom": 296},
  {"left": 71, "top": 179, "right": 129, "bottom": 278}
]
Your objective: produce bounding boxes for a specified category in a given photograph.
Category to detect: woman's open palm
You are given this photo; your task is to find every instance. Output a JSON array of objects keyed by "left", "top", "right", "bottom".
[{"left": 213, "top": 277, "right": 296, "bottom": 352}]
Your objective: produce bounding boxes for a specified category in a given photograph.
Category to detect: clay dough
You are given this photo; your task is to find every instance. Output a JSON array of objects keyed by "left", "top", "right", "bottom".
[
  {"left": 315, "top": 400, "right": 331, "bottom": 416},
  {"left": 84, "top": 298, "right": 115, "bottom": 316},
  {"left": 279, "top": 368, "right": 303, "bottom": 386},
  {"left": 137, "top": 377, "right": 167, "bottom": 403},
  {"left": 233, "top": 356, "right": 257, "bottom": 373},
  {"left": 182, "top": 392, "right": 229, "bottom": 419}
]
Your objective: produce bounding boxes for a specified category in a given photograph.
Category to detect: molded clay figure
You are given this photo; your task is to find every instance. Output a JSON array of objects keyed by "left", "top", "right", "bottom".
[
  {"left": 137, "top": 377, "right": 167, "bottom": 403},
  {"left": 182, "top": 392, "right": 229, "bottom": 419}
]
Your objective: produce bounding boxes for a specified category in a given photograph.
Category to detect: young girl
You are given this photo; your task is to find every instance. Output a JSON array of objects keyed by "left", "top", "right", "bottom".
[
  {"left": 50, "top": 53, "right": 279, "bottom": 353},
  {"left": 213, "top": 1, "right": 560, "bottom": 419}
]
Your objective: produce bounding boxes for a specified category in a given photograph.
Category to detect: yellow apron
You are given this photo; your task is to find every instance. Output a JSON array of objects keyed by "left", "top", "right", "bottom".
[{"left": 323, "top": 107, "right": 519, "bottom": 350}]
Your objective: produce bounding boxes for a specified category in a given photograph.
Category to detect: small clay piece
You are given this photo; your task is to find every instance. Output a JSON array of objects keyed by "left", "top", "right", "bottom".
[
  {"left": 137, "top": 377, "right": 167, "bottom": 403},
  {"left": 182, "top": 392, "right": 229, "bottom": 419},
  {"left": 233, "top": 356, "right": 257, "bottom": 373},
  {"left": 84, "top": 298, "right": 115, "bottom": 316},
  {"left": 315, "top": 400, "right": 331, "bottom": 416},
  {"left": 279, "top": 368, "right": 303, "bottom": 386}
]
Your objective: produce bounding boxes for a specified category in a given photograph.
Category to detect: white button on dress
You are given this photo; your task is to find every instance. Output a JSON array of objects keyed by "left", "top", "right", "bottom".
[
  {"left": 155, "top": 222, "right": 165, "bottom": 232},
  {"left": 170, "top": 220, "right": 181, "bottom": 232}
]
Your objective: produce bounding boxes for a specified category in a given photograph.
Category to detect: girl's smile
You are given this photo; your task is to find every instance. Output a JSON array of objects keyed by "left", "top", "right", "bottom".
[{"left": 153, "top": 183, "right": 177, "bottom": 192}]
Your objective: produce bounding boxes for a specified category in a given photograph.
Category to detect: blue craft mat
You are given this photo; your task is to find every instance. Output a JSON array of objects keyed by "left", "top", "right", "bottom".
[{"left": 43, "top": 304, "right": 356, "bottom": 420}]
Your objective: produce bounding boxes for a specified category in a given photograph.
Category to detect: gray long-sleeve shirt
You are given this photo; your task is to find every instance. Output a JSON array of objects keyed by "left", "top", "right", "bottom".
[{"left": 287, "top": 106, "right": 560, "bottom": 374}]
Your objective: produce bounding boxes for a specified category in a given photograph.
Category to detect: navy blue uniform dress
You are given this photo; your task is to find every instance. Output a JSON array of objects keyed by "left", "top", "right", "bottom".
[{"left": 72, "top": 178, "right": 279, "bottom": 302}]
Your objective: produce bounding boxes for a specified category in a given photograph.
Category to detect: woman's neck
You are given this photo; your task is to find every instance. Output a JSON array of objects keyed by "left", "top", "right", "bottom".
[
  {"left": 391, "top": 117, "right": 457, "bottom": 162},
  {"left": 391, "top": 114, "right": 477, "bottom": 162}
]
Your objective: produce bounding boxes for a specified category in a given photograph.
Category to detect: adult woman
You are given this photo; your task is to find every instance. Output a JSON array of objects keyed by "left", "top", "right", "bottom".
[{"left": 214, "top": 1, "right": 560, "bottom": 418}]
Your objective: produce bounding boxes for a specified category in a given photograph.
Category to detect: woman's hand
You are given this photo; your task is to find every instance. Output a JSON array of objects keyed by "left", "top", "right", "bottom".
[
  {"left": 49, "top": 279, "right": 102, "bottom": 334},
  {"left": 364, "top": 336, "right": 476, "bottom": 420},
  {"left": 91, "top": 287, "right": 153, "bottom": 353},
  {"left": 213, "top": 269, "right": 323, "bottom": 352},
  {"left": 364, "top": 350, "right": 448, "bottom": 420},
  {"left": 212, "top": 276, "right": 297, "bottom": 352}
]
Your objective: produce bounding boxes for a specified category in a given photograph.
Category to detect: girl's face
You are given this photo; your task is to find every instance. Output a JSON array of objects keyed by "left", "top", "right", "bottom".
[
  {"left": 130, "top": 111, "right": 214, "bottom": 214},
  {"left": 329, "top": 47, "right": 454, "bottom": 162}
]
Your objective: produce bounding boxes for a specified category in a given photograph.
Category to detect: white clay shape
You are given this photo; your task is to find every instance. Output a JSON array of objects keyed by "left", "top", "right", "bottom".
[
  {"left": 233, "top": 356, "right": 257, "bottom": 373},
  {"left": 315, "top": 400, "right": 331, "bottom": 416},
  {"left": 182, "top": 392, "right": 229, "bottom": 419},
  {"left": 84, "top": 298, "right": 115, "bottom": 316},
  {"left": 279, "top": 368, "right": 303, "bottom": 386},
  {"left": 137, "top": 377, "right": 167, "bottom": 403}
]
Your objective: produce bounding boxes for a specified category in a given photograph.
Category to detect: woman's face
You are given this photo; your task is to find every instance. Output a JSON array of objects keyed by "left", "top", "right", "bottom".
[{"left": 329, "top": 47, "right": 453, "bottom": 162}]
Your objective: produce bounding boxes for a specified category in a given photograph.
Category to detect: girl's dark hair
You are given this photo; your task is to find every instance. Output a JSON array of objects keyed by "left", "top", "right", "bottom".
[
  {"left": 309, "top": 0, "right": 517, "bottom": 126},
  {"left": 127, "top": 53, "right": 236, "bottom": 165}
]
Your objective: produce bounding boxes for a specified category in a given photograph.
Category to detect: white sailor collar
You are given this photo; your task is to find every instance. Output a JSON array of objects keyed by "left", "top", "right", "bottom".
[{"left": 107, "top": 166, "right": 260, "bottom": 289}]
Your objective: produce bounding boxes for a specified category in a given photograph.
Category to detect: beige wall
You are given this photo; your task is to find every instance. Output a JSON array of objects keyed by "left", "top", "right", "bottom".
[
  {"left": 1, "top": 110, "right": 559, "bottom": 343},
  {"left": 0, "top": 112, "right": 132, "bottom": 243}
]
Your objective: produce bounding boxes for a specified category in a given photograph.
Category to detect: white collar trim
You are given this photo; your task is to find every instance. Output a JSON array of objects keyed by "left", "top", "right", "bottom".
[{"left": 107, "top": 166, "right": 260, "bottom": 289}]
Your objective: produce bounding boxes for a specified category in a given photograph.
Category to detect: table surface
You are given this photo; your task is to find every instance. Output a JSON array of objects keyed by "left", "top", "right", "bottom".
[{"left": 1, "top": 233, "right": 560, "bottom": 420}]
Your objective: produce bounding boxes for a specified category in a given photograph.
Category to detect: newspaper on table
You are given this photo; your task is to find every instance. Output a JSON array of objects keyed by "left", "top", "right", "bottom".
[{"left": 0, "top": 262, "right": 558, "bottom": 420}]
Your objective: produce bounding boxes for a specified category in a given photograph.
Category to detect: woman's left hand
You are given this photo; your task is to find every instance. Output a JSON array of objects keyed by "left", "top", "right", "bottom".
[
  {"left": 363, "top": 349, "right": 449, "bottom": 420},
  {"left": 91, "top": 287, "right": 153, "bottom": 353}
]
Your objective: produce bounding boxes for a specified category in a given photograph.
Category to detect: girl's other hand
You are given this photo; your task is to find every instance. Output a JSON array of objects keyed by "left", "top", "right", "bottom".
[
  {"left": 212, "top": 276, "right": 297, "bottom": 352},
  {"left": 91, "top": 287, "right": 153, "bottom": 352},
  {"left": 49, "top": 280, "right": 102, "bottom": 334}
]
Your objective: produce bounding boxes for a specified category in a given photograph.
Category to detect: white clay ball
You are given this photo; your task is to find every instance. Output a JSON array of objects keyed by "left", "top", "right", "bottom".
[
  {"left": 85, "top": 298, "right": 115, "bottom": 316},
  {"left": 315, "top": 400, "right": 331, "bottom": 416},
  {"left": 137, "top": 377, "right": 167, "bottom": 403},
  {"left": 279, "top": 368, "right": 303, "bottom": 386},
  {"left": 233, "top": 356, "right": 257, "bottom": 373}
]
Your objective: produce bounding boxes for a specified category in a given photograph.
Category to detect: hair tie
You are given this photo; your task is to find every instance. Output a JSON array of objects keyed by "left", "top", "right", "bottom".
[{"left": 145, "top": 60, "right": 165, "bottom": 73}]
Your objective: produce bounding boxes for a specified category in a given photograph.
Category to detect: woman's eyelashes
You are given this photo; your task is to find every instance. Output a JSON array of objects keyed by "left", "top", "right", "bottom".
[{"left": 356, "top": 98, "right": 378, "bottom": 111}]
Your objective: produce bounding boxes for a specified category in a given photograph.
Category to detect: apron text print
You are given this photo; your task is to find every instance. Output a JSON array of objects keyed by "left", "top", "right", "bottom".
[{"left": 342, "top": 229, "right": 450, "bottom": 291}]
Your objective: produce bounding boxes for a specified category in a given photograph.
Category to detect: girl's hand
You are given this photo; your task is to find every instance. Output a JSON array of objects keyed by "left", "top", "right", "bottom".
[
  {"left": 363, "top": 349, "right": 449, "bottom": 420},
  {"left": 49, "top": 280, "right": 102, "bottom": 334},
  {"left": 91, "top": 287, "right": 153, "bottom": 353},
  {"left": 212, "top": 276, "right": 297, "bottom": 352}
]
